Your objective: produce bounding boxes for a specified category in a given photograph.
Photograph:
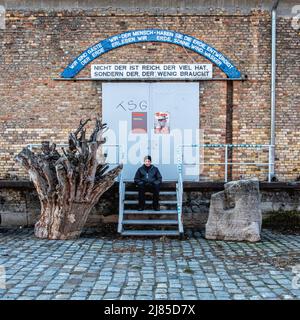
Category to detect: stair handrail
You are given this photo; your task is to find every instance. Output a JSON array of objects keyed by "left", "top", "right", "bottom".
[
  {"left": 117, "top": 169, "right": 124, "bottom": 233},
  {"left": 177, "top": 145, "right": 184, "bottom": 234}
]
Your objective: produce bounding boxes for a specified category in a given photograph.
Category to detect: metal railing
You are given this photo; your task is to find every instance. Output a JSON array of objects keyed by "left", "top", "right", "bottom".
[
  {"left": 176, "top": 167, "right": 184, "bottom": 234},
  {"left": 177, "top": 144, "right": 275, "bottom": 183},
  {"left": 176, "top": 144, "right": 274, "bottom": 233},
  {"left": 176, "top": 144, "right": 184, "bottom": 234},
  {"left": 117, "top": 170, "right": 125, "bottom": 233}
]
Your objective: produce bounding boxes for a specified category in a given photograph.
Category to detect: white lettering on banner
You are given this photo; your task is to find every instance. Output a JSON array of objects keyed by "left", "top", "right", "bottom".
[{"left": 91, "top": 64, "right": 213, "bottom": 80}]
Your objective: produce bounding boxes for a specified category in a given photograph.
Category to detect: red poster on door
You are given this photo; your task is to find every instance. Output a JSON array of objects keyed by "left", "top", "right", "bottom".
[{"left": 132, "top": 112, "right": 147, "bottom": 133}]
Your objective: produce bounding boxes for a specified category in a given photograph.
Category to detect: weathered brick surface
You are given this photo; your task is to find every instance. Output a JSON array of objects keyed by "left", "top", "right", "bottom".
[{"left": 0, "top": 8, "right": 299, "bottom": 181}]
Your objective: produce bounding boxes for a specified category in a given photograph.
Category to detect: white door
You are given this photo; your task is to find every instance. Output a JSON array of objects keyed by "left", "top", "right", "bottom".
[{"left": 102, "top": 82, "right": 199, "bottom": 181}]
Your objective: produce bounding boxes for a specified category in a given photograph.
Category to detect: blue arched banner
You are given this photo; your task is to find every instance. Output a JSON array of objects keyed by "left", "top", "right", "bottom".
[{"left": 61, "top": 29, "right": 241, "bottom": 79}]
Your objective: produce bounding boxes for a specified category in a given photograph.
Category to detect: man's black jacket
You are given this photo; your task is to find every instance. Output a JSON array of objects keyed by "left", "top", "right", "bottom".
[{"left": 134, "top": 164, "right": 162, "bottom": 185}]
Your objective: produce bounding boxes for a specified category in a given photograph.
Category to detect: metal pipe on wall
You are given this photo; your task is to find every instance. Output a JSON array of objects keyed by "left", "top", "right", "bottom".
[{"left": 270, "top": 0, "right": 280, "bottom": 179}]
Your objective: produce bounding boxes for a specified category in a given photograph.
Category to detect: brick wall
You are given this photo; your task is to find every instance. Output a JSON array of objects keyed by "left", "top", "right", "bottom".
[{"left": 0, "top": 8, "right": 299, "bottom": 181}]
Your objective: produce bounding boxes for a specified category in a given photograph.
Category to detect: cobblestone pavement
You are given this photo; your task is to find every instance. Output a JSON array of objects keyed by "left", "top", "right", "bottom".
[{"left": 0, "top": 227, "right": 299, "bottom": 300}]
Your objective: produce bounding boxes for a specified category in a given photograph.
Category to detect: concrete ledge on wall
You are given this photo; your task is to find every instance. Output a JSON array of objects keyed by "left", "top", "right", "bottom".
[
  {"left": 1, "top": 179, "right": 300, "bottom": 191},
  {"left": 0, "top": 0, "right": 297, "bottom": 17},
  {"left": 0, "top": 211, "right": 28, "bottom": 226}
]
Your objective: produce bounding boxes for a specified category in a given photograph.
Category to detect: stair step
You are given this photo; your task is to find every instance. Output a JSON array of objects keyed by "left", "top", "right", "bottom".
[
  {"left": 124, "top": 200, "right": 177, "bottom": 204},
  {"left": 124, "top": 209, "right": 178, "bottom": 214},
  {"left": 125, "top": 191, "right": 176, "bottom": 195},
  {"left": 123, "top": 219, "right": 178, "bottom": 225},
  {"left": 121, "top": 230, "right": 180, "bottom": 236}
]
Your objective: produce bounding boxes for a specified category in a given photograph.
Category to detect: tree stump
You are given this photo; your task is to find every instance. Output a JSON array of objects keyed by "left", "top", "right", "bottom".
[{"left": 15, "top": 117, "right": 123, "bottom": 239}]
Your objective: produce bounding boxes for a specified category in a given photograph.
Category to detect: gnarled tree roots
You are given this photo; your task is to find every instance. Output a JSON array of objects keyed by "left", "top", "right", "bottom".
[{"left": 15, "top": 117, "right": 122, "bottom": 239}]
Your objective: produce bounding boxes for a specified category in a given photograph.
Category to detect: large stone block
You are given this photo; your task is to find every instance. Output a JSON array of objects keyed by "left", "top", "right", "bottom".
[{"left": 205, "top": 179, "right": 262, "bottom": 242}]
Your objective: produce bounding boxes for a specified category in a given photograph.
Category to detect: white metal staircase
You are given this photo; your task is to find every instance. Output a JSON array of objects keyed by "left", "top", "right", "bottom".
[{"left": 118, "top": 174, "right": 184, "bottom": 237}]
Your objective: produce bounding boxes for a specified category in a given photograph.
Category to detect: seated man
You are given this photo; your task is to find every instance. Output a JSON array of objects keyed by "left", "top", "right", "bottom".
[{"left": 134, "top": 155, "right": 162, "bottom": 211}]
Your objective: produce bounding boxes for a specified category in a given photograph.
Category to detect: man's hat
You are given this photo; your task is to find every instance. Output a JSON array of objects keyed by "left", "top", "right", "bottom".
[{"left": 144, "top": 155, "right": 152, "bottom": 161}]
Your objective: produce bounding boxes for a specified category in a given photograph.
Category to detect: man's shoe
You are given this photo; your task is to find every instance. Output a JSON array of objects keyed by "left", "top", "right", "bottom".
[{"left": 138, "top": 207, "right": 144, "bottom": 211}]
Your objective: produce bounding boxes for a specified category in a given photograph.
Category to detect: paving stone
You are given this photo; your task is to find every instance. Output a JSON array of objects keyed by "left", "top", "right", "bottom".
[
  {"left": 103, "top": 292, "right": 121, "bottom": 299},
  {"left": 107, "top": 286, "right": 121, "bottom": 292},
  {"left": 0, "top": 228, "right": 299, "bottom": 300},
  {"left": 155, "top": 294, "right": 168, "bottom": 299},
  {"left": 198, "top": 293, "right": 215, "bottom": 300}
]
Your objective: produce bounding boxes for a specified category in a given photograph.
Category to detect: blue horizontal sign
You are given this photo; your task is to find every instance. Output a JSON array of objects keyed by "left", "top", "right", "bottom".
[{"left": 61, "top": 29, "right": 241, "bottom": 79}]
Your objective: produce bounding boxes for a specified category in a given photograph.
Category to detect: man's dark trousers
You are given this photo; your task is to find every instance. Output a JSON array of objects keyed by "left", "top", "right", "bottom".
[{"left": 137, "top": 182, "right": 160, "bottom": 208}]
